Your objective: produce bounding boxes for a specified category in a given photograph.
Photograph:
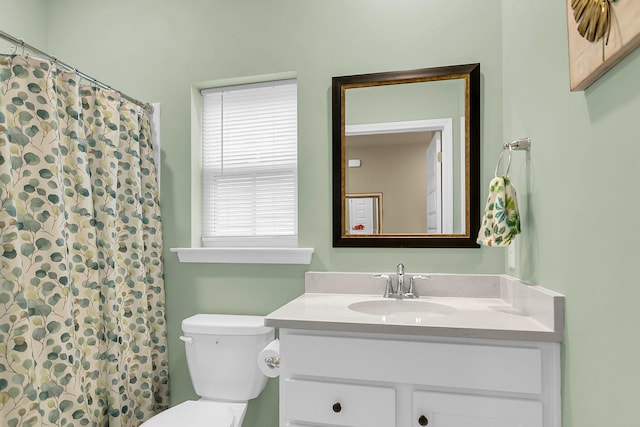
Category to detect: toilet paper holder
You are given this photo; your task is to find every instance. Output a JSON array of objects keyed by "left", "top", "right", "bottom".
[
  {"left": 258, "top": 338, "right": 280, "bottom": 377},
  {"left": 264, "top": 356, "right": 280, "bottom": 369}
]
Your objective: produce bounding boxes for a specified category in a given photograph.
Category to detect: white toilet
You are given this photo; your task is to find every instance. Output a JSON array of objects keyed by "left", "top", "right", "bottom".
[{"left": 141, "top": 314, "right": 275, "bottom": 427}]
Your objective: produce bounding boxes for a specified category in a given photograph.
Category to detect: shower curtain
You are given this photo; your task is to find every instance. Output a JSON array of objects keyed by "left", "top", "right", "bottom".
[{"left": 0, "top": 55, "right": 169, "bottom": 427}]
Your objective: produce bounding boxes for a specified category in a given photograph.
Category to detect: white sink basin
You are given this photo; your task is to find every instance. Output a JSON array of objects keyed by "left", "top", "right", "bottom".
[{"left": 348, "top": 299, "right": 458, "bottom": 319}]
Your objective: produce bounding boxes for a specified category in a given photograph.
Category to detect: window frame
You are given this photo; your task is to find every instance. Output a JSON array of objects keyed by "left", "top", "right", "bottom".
[
  {"left": 200, "top": 79, "right": 299, "bottom": 248},
  {"left": 170, "top": 72, "right": 313, "bottom": 264}
]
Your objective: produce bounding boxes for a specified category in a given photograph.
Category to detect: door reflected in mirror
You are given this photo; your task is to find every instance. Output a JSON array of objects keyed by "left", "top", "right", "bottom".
[
  {"left": 346, "top": 193, "right": 382, "bottom": 234},
  {"left": 332, "top": 64, "right": 480, "bottom": 248}
]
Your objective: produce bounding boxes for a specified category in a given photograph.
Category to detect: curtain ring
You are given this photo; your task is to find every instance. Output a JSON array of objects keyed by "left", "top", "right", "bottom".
[{"left": 494, "top": 146, "right": 512, "bottom": 177}]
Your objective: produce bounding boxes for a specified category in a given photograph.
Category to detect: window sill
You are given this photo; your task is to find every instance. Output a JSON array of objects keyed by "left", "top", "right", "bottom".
[{"left": 170, "top": 247, "right": 314, "bottom": 264}]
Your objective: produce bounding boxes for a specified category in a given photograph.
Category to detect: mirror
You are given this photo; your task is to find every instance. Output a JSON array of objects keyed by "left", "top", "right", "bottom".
[{"left": 332, "top": 64, "right": 480, "bottom": 248}]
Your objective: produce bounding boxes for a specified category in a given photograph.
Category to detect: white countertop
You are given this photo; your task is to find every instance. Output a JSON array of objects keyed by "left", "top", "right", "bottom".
[{"left": 264, "top": 273, "right": 565, "bottom": 342}]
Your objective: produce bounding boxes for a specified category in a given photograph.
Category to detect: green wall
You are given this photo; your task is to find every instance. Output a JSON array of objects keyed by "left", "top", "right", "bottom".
[
  {"left": 502, "top": 1, "right": 640, "bottom": 426},
  {"left": 21, "top": 1, "right": 640, "bottom": 426},
  {"left": 38, "top": 3, "right": 504, "bottom": 426},
  {"left": 0, "top": 0, "right": 48, "bottom": 51}
]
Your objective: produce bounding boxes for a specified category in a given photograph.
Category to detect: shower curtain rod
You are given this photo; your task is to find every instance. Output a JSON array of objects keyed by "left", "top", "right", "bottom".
[{"left": 0, "top": 29, "right": 153, "bottom": 113}]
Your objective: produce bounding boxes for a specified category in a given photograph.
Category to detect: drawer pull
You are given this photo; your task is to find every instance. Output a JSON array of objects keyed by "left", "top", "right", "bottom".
[
  {"left": 332, "top": 402, "right": 342, "bottom": 413},
  {"left": 418, "top": 415, "right": 429, "bottom": 426}
]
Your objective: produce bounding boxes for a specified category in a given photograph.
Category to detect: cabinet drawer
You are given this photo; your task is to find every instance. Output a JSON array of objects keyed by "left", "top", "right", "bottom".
[
  {"left": 282, "top": 379, "right": 395, "bottom": 426},
  {"left": 413, "top": 390, "right": 543, "bottom": 427},
  {"left": 283, "top": 333, "right": 542, "bottom": 394}
]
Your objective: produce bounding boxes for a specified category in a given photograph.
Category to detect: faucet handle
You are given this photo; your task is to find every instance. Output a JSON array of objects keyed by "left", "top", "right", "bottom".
[
  {"left": 406, "top": 275, "right": 430, "bottom": 299},
  {"left": 374, "top": 274, "right": 394, "bottom": 298}
]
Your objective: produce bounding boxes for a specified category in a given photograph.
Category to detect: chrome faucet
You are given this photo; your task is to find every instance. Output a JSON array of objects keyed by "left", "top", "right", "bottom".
[
  {"left": 375, "top": 264, "right": 430, "bottom": 299},
  {"left": 395, "top": 263, "right": 405, "bottom": 298},
  {"left": 379, "top": 263, "right": 406, "bottom": 299}
]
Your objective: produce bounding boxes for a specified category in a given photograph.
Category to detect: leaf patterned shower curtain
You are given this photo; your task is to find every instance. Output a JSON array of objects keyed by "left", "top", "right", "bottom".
[{"left": 0, "top": 55, "right": 169, "bottom": 427}]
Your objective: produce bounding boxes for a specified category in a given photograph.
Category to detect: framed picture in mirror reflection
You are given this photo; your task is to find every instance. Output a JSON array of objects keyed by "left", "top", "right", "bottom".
[{"left": 345, "top": 193, "right": 383, "bottom": 235}]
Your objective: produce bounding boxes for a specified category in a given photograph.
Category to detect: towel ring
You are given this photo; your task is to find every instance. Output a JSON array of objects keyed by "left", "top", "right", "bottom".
[{"left": 494, "top": 146, "right": 512, "bottom": 177}]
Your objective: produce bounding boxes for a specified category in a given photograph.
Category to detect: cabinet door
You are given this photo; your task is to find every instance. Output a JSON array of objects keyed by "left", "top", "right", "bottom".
[
  {"left": 413, "top": 391, "right": 543, "bottom": 427},
  {"left": 283, "top": 379, "right": 395, "bottom": 427}
]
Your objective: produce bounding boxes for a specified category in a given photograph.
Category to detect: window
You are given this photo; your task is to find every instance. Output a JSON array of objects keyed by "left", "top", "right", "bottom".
[{"left": 201, "top": 79, "right": 298, "bottom": 247}]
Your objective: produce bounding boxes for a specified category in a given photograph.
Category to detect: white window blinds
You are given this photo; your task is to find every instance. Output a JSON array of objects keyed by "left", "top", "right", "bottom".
[{"left": 201, "top": 79, "right": 298, "bottom": 246}]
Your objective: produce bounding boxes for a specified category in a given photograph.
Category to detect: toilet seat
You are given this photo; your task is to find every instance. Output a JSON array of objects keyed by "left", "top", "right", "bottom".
[{"left": 141, "top": 400, "right": 235, "bottom": 427}]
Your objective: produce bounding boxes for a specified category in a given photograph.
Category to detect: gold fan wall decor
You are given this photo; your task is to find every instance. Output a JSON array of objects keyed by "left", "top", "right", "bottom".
[
  {"left": 566, "top": 0, "right": 640, "bottom": 91},
  {"left": 571, "top": 0, "right": 613, "bottom": 43}
]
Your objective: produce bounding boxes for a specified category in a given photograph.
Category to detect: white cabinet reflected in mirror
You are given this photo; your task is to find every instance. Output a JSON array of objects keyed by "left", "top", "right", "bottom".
[{"left": 332, "top": 64, "right": 481, "bottom": 247}]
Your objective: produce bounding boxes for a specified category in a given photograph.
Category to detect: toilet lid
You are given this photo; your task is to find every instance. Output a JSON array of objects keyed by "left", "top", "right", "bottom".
[{"left": 141, "top": 400, "right": 235, "bottom": 427}]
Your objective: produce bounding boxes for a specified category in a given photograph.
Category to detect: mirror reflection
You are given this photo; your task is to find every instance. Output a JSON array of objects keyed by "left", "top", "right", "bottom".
[{"left": 332, "top": 64, "right": 480, "bottom": 248}]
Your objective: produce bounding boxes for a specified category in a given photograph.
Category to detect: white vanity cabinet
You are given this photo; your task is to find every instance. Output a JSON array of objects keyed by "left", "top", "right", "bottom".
[{"left": 278, "top": 329, "right": 560, "bottom": 427}]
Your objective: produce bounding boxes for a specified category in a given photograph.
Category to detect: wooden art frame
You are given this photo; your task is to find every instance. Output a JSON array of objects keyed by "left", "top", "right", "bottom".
[{"left": 567, "top": 0, "right": 640, "bottom": 91}]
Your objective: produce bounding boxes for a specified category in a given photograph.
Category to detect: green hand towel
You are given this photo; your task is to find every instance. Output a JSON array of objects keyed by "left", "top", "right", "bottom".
[{"left": 477, "top": 175, "right": 521, "bottom": 247}]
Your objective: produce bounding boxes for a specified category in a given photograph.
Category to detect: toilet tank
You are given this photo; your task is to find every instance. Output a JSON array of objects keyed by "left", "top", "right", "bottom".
[{"left": 181, "top": 314, "right": 275, "bottom": 402}]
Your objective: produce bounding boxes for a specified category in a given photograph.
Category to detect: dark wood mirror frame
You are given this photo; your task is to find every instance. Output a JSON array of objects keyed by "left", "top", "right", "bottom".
[{"left": 332, "top": 63, "right": 480, "bottom": 248}]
